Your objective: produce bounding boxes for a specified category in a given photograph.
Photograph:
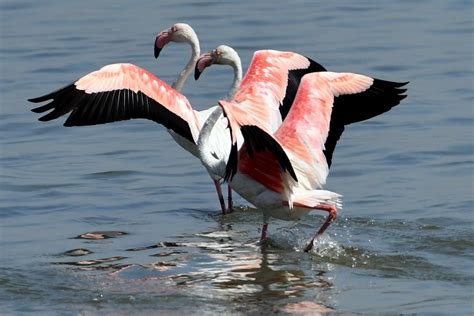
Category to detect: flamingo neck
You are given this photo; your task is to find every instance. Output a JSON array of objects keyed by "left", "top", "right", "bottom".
[
  {"left": 197, "top": 107, "right": 230, "bottom": 179},
  {"left": 226, "top": 57, "right": 242, "bottom": 100},
  {"left": 172, "top": 40, "right": 200, "bottom": 92}
]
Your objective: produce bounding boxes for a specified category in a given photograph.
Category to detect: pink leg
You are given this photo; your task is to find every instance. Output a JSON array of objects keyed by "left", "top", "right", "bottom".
[
  {"left": 260, "top": 223, "right": 269, "bottom": 242},
  {"left": 304, "top": 205, "right": 338, "bottom": 252},
  {"left": 227, "top": 185, "right": 234, "bottom": 213},
  {"left": 213, "top": 179, "right": 227, "bottom": 215}
]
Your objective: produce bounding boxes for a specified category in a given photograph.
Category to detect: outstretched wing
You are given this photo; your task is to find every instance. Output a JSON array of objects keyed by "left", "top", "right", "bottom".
[
  {"left": 325, "top": 79, "right": 408, "bottom": 166},
  {"left": 223, "top": 72, "right": 406, "bottom": 194},
  {"left": 229, "top": 50, "right": 325, "bottom": 133},
  {"left": 275, "top": 72, "right": 376, "bottom": 189},
  {"left": 30, "top": 63, "right": 201, "bottom": 143}
]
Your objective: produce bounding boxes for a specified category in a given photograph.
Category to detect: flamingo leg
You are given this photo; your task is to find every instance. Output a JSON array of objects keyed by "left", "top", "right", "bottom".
[
  {"left": 260, "top": 223, "right": 269, "bottom": 242},
  {"left": 213, "top": 179, "right": 227, "bottom": 215},
  {"left": 227, "top": 185, "right": 234, "bottom": 213},
  {"left": 304, "top": 205, "right": 338, "bottom": 252}
]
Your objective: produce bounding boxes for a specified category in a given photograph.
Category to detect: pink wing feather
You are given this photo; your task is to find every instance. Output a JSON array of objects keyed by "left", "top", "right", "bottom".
[
  {"left": 30, "top": 63, "right": 201, "bottom": 143},
  {"left": 276, "top": 72, "right": 374, "bottom": 160},
  {"left": 224, "top": 71, "right": 374, "bottom": 191},
  {"left": 274, "top": 72, "right": 372, "bottom": 188},
  {"left": 220, "top": 50, "right": 312, "bottom": 144}
]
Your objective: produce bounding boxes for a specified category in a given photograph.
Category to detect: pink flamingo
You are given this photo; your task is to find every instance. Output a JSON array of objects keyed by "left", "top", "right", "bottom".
[
  {"left": 154, "top": 24, "right": 243, "bottom": 213},
  {"left": 196, "top": 50, "right": 407, "bottom": 251},
  {"left": 153, "top": 22, "right": 230, "bottom": 213}
]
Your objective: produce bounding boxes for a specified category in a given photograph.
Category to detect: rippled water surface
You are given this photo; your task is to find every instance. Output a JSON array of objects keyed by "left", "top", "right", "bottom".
[{"left": 1, "top": 0, "right": 473, "bottom": 314}]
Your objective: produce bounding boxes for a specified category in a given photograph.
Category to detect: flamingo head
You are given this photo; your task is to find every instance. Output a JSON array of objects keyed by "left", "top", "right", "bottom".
[
  {"left": 194, "top": 45, "right": 240, "bottom": 80},
  {"left": 154, "top": 23, "right": 198, "bottom": 58}
]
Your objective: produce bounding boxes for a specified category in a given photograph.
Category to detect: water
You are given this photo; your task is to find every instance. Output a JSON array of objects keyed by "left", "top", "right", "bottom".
[{"left": 1, "top": 0, "right": 473, "bottom": 314}]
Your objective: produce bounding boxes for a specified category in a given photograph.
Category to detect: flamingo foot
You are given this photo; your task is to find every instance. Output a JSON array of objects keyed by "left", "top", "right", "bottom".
[{"left": 304, "top": 205, "right": 337, "bottom": 252}]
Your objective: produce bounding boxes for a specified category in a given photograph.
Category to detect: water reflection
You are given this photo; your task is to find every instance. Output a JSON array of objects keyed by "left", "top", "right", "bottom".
[
  {"left": 46, "top": 211, "right": 473, "bottom": 315},
  {"left": 208, "top": 248, "right": 333, "bottom": 300},
  {"left": 54, "top": 227, "right": 336, "bottom": 310}
]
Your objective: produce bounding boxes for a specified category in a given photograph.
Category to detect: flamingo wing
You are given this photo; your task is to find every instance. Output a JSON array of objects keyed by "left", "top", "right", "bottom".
[
  {"left": 220, "top": 101, "right": 297, "bottom": 184},
  {"left": 229, "top": 50, "right": 325, "bottom": 133},
  {"left": 30, "top": 63, "right": 200, "bottom": 144},
  {"left": 225, "top": 124, "right": 298, "bottom": 201},
  {"left": 325, "top": 78, "right": 408, "bottom": 166},
  {"left": 236, "top": 50, "right": 407, "bottom": 167},
  {"left": 279, "top": 56, "right": 326, "bottom": 118},
  {"left": 274, "top": 72, "right": 375, "bottom": 189},
  {"left": 223, "top": 72, "right": 406, "bottom": 192}
]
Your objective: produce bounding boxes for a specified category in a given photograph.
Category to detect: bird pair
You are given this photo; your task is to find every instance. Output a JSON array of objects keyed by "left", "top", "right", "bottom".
[{"left": 30, "top": 23, "right": 408, "bottom": 252}]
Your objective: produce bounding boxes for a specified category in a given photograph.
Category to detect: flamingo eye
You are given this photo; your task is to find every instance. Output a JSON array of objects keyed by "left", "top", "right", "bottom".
[
  {"left": 215, "top": 49, "right": 222, "bottom": 56},
  {"left": 171, "top": 26, "right": 177, "bottom": 33}
]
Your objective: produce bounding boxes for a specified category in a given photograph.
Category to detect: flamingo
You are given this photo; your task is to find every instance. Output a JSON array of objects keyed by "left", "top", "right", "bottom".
[
  {"left": 196, "top": 50, "right": 408, "bottom": 251},
  {"left": 154, "top": 24, "right": 242, "bottom": 213}
]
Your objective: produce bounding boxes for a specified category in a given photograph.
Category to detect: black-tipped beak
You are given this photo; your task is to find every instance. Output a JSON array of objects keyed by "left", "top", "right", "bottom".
[
  {"left": 154, "top": 31, "right": 169, "bottom": 59},
  {"left": 154, "top": 45, "right": 162, "bottom": 59},
  {"left": 194, "top": 63, "right": 202, "bottom": 80},
  {"left": 194, "top": 53, "right": 213, "bottom": 80}
]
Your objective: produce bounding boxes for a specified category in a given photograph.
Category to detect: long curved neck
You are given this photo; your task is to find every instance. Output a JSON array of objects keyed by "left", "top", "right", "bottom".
[
  {"left": 197, "top": 106, "right": 230, "bottom": 179},
  {"left": 172, "top": 40, "right": 200, "bottom": 92},
  {"left": 226, "top": 57, "right": 242, "bottom": 100},
  {"left": 197, "top": 107, "right": 223, "bottom": 152}
]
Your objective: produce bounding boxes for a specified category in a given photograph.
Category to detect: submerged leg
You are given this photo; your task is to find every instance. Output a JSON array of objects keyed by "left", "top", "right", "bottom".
[
  {"left": 304, "top": 205, "right": 338, "bottom": 252},
  {"left": 213, "top": 179, "right": 227, "bottom": 215},
  {"left": 258, "top": 213, "right": 270, "bottom": 245},
  {"left": 227, "top": 185, "right": 234, "bottom": 213},
  {"left": 260, "top": 223, "right": 269, "bottom": 242}
]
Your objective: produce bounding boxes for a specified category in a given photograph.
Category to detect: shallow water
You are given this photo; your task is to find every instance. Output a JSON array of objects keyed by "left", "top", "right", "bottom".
[{"left": 1, "top": 0, "right": 473, "bottom": 314}]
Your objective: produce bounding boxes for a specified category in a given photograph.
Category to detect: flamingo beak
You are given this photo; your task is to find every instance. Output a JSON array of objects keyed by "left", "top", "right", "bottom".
[
  {"left": 194, "top": 52, "right": 213, "bottom": 80},
  {"left": 154, "top": 31, "right": 170, "bottom": 58}
]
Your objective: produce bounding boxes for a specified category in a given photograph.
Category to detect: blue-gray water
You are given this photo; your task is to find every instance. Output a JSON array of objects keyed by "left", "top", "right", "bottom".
[{"left": 1, "top": 0, "right": 473, "bottom": 314}]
